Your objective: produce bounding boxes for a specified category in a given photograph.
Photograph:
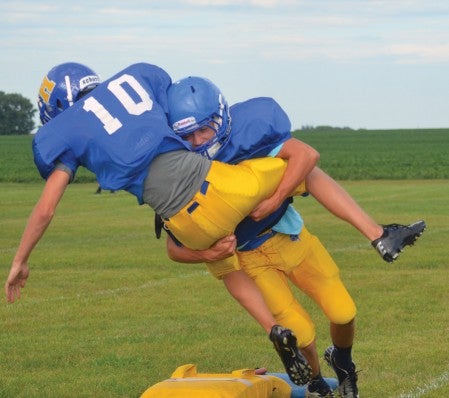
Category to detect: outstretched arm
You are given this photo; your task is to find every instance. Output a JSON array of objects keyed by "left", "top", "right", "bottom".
[{"left": 5, "top": 170, "right": 70, "bottom": 303}]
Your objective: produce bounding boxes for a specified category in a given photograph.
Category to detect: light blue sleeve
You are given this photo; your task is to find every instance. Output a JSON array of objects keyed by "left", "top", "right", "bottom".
[
  {"left": 272, "top": 205, "right": 303, "bottom": 235},
  {"left": 268, "top": 143, "right": 304, "bottom": 236},
  {"left": 268, "top": 143, "right": 283, "bottom": 157}
]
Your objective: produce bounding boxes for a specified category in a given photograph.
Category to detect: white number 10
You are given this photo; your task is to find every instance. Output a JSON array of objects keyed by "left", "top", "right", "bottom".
[{"left": 83, "top": 74, "right": 154, "bottom": 135}]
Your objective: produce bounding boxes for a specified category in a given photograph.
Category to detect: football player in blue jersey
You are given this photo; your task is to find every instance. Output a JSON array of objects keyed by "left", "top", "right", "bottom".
[
  {"left": 164, "top": 76, "right": 426, "bottom": 398},
  {"left": 5, "top": 62, "right": 319, "bottom": 386}
]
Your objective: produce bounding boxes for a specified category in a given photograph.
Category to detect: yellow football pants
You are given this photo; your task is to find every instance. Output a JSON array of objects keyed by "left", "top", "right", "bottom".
[
  {"left": 238, "top": 228, "right": 357, "bottom": 348},
  {"left": 164, "top": 157, "right": 305, "bottom": 269}
]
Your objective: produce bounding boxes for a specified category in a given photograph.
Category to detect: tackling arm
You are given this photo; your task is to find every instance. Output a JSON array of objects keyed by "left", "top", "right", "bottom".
[
  {"left": 250, "top": 138, "right": 319, "bottom": 221},
  {"left": 166, "top": 234, "right": 237, "bottom": 264}
]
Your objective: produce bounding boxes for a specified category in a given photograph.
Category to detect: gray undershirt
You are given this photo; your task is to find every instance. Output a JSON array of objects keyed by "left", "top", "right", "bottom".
[{"left": 143, "top": 150, "right": 212, "bottom": 219}]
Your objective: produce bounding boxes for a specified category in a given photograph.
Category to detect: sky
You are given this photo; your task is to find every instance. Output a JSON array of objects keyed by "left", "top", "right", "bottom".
[{"left": 2, "top": 0, "right": 449, "bottom": 130}]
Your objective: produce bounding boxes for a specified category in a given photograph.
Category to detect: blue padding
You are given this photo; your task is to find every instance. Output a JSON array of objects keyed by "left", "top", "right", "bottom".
[
  {"left": 267, "top": 373, "right": 338, "bottom": 397},
  {"left": 187, "top": 202, "right": 199, "bottom": 214},
  {"left": 200, "top": 180, "right": 209, "bottom": 194}
]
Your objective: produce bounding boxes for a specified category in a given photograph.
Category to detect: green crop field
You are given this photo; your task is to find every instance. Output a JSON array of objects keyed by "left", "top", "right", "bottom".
[
  {"left": 1, "top": 130, "right": 448, "bottom": 397},
  {"left": 1, "top": 128, "right": 449, "bottom": 182},
  {"left": 295, "top": 128, "right": 449, "bottom": 180},
  {"left": 0, "top": 135, "right": 96, "bottom": 183}
]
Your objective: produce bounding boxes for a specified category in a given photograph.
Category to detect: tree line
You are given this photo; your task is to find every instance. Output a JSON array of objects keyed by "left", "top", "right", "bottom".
[
  {"left": 1, "top": 91, "right": 371, "bottom": 136},
  {"left": 0, "top": 91, "right": 36, "bottom": 135}
]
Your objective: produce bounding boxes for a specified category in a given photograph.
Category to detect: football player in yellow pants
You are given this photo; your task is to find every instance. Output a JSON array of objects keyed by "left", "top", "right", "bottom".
[
  {"left": 6, "top": 63, "right": 320, "bottom": 389},
  {"left": 164, "top": 75, "right": 423, "bottom": 397},
  {"left": 162, "top": 157, "right": 309, "bottom": 269}
]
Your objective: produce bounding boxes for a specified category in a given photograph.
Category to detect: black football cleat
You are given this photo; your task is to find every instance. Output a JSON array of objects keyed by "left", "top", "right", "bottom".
[
  {"left": 269, "top": 325, "right": 312, "bottom": 386},
  {"left": 371, "top": 220, "right": 426, "bottom": 263}
]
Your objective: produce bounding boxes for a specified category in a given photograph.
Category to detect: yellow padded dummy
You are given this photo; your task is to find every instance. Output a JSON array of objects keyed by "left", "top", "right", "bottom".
[{"left": 140, "top": 364, "right": 291, "bottom": 398}]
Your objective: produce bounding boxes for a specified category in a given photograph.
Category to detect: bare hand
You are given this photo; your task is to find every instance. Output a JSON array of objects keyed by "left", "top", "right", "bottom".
[
  {"left": 5, "top": 262, "right": 30, "bottom": 303},
  {"left": 205, "top": 234, "right": 237, "bottom": 262},
  {"left": 249, "top": 196, "right": 279, "bottom": 221}
]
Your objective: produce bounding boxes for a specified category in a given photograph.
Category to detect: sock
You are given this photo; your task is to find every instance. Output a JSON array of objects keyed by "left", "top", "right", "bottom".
[
  {"left": 332, "top": 345, "right": 355, "bottom": 380},
  {"left": 308, "top": 372, "right": 332, "bottom": 394}
]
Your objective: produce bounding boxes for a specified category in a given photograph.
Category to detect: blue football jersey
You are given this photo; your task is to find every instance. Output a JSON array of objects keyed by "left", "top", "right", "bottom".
[
  {"left": 215, "top": 97, "right": 291, "bottom": 164},
  {"left": 33, "top": 63, "right": 190, "bottom": 203}
]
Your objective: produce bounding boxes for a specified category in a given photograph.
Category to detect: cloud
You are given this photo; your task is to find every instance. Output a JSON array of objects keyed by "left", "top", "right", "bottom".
[
  {"left": 388, "top": 43, "right": 449, "bottom": 63},
  {"left": 2, "top": 0, "right": 449, "bottom": 129},
  {"left": 179, "top": 0, "right": 295, "bottom": 6}
]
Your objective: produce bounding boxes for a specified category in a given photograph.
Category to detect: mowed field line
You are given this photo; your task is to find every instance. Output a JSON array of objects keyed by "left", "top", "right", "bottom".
[
  {"left": 394, "top": 370, "right": 449, "bottom": 398},
  {"left": 6, "top": 270, "right": 209, "bottom": 306}
]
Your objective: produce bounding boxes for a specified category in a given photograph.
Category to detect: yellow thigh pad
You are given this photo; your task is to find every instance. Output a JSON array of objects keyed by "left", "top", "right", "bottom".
[{"left": 165, "top": 158, "right": 288, "bottom": 250}]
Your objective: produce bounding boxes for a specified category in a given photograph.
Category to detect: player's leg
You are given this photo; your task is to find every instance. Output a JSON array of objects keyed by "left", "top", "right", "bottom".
[
  {"left": 305, "top": 167, "right": 382, "bottom": 240},
  {"left": 238, "top": 236, "right": 320, "bottom": 385},
  {"left": 239, "top": 234, "right": 316, "bottom": 345},
  {"left": 305, "top": 167, "right": 426, "bottom": 263},
  {"left": 253, "top": 268, "right": 313, "bottom": 385},
  {"left": 287, "top": 228, "right": 359, "bottom": 397},
  {"left": 206, "top": 261, "right": 311, "bottom": 386},
  {"left": 221, "top": 269, "right": 277, "bottom": 333},
  {"left": 241, "top": 232, "right": 336, "bottom": 396}
]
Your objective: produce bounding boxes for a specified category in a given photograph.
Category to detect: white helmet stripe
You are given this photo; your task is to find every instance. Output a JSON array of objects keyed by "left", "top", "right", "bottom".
[
  {"left": 65, "top": 75, "right": 74, "bottom": 107},
  {"left": 218, "top": 93, "right": 224, "bottom": 117}
]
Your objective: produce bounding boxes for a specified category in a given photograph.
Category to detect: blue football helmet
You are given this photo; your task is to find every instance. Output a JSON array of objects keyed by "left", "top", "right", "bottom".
[
  {"left": 167, "top": 76, "right": 231, "bottom": 159},
  {"left": 38, "top": 62, "right": 101, "bottom": 124}
]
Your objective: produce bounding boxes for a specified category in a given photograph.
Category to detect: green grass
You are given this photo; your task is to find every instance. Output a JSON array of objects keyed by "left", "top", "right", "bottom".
[{"left": 1, "top": 181, "right": 448, "bottom": 397}]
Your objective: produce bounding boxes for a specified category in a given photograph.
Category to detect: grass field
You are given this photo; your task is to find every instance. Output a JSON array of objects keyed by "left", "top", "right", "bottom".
[{"left": 1, "top": 180, "right": 448, "bottom": 397}]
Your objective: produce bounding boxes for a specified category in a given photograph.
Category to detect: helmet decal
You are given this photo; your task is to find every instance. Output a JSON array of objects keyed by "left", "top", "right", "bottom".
[
  {"left": 38, "top": 75, "right": 56, "bottom": 104},
  {"left": 79, "top": 75, "right": 101, "bottom": 91},
  {"left": 173, "top": 116, "right": 198, "bottom": 132},
  {"left": 38, "top": 62, "right": 101, "bottom": 124}
]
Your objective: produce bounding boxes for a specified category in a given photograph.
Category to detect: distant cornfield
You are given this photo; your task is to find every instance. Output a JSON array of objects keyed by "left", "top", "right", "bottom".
[
  {"left": 294, "top": 128, "right": 449, "bottom": 179},
  {"left": 1, "top": 128, "right": 448, "bottom": 182}
]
